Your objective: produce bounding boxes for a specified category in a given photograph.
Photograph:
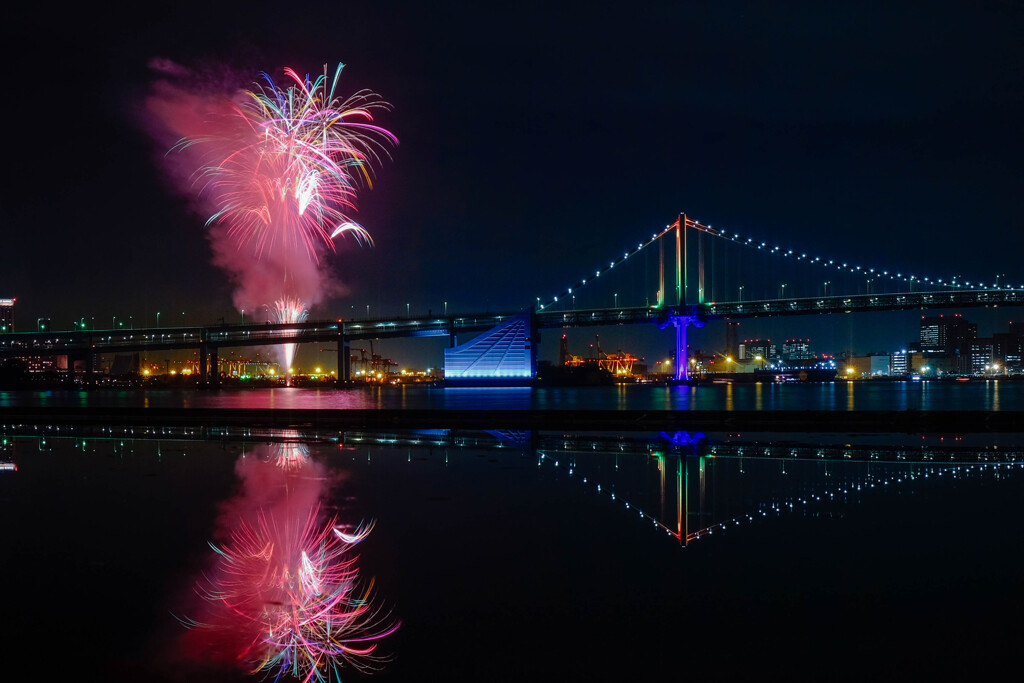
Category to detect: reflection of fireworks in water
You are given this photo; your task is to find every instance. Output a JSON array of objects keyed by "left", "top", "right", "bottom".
[
  {"left": 182, "top": 445, "right": 398, "bottom": 681},
  {"left": 273, "top": 441, "right": 310, "bottom": 470},
  {"left": 193, "top": 511, "right": 398, "bottom": 680},
  {"left": 173, "top": 64, "right": 397, "bottom": 261},
  {"left": 271, "top": 297, "right": 309, "bottom": 373}
]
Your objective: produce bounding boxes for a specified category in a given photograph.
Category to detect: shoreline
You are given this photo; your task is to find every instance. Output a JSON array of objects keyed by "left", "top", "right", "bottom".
[{"left": 1, "top": 406, "right": 1022, "bottom": 432}]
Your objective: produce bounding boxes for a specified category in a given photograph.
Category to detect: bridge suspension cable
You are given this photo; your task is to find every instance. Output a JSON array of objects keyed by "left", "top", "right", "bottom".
[{"left": 534, "top": 212, "right": 1023, "bottom": 312}]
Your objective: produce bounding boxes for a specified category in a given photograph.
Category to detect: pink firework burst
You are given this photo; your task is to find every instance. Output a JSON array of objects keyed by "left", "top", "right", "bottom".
[
  {"left": 173, "top": 64, "right": 397, "bottom": 263},
  {"left": 189, "top": 507, "right": 399, "bottom": 681}
]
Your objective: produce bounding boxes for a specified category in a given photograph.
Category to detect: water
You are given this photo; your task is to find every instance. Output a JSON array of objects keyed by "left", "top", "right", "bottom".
[
  {"left": 3, "top": 420, "right": 1024, "bottom": 680},
  {"left": 3, "top": 379, "right": 1024, "bottom": 411}
]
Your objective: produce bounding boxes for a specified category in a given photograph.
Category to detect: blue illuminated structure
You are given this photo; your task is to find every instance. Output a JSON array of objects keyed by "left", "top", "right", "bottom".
[
  {"left": 444, "top": 310, "right": 536, "bottom": 383},
  {"left": 659, "top": 308, "right": 705, "bottom": 382}
]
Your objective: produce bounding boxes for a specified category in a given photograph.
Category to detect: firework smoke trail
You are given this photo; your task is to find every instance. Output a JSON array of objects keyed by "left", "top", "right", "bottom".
[
  {"left": 179, "top": 445, "right": 399, "bottom": 680},
  {"left": 272, "top": 297, "right": 310, "bottom": 373},
  {"left": 146, "top": 62, "right": 396, "bottom": 365}
]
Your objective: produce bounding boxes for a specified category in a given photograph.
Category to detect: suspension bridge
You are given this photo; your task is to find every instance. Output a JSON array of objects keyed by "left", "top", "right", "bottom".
[{"left": 1, "top": 213, "right": 1021, "bottom": 384}]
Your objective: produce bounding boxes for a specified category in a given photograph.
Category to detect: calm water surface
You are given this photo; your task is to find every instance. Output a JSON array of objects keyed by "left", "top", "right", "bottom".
[
  {"left": 2, "top": 379, "right": 1024, "bottom": 411},
  {"left": 2, "top": 426, "right": 1023, "bottom": 680}
]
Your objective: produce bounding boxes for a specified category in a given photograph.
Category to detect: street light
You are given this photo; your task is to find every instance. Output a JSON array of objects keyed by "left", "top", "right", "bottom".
[
  {"left": 156, "top": 311, "right": 161, "bottom": 329},
  {"left": 823, "top": 281, "right": 830, "bottom": 296},
  {"left": 738, "top": 285, "right": 744, "bottom": 302},
  {"left": 614, "top": 293, "right": 618, "bottom": 308},
  {"left": 779, "top": 283, "right": 787, "bottom": 299}
]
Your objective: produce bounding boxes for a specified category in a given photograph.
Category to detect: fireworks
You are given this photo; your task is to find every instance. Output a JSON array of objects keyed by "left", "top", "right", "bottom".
[
  {"left": 180, "top": 447, "right": 399, "bottom": 680},
  {"left": 174, "top": 64, "right": 397, "bottom": 262},
  {"left": 271, "top": 296, "right": 310, "bottom": 372},
  {"left": 193, "top": 509, "right": 398, "bottom": 680},
  {"left": 149, "top": 62, "right": 396, "bottom": 363}
]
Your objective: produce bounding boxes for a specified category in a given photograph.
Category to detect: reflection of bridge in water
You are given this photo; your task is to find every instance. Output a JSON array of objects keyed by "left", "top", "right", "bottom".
[{"left": 4, "top": 424, "right": 1022, "bottom": 548}]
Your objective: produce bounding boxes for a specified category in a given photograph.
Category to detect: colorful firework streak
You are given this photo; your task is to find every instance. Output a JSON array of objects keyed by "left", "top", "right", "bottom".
[
  {"left": 173, "top": 64, "right": 397, "bottom": 262},
  {"left": 187, "top": 509, "right": 398, "bottom": 681},
  {"left": 177, "top": 447, "right": 398, "bottom": 680},
  {"left": 271, "top": 297, "right": 310, "bottom": 372}
]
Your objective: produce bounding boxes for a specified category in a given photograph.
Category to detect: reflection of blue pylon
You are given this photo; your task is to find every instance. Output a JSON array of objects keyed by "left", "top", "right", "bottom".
[
  {"left": 659, "top": 310, "right": 705, "bottom": 381},
  {"left": 658, "top": 431, "right": 706, "bottom": 448}
]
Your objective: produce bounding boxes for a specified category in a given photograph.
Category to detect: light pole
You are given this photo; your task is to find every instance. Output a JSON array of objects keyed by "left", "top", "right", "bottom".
[
  {"left": 240, "top": 309, "right": 244, "bottom": 324},
  {"left": 614, "top": 293, "right": 618, "bottom": 308},
  {"left": 738, "top": 285, "right": 744, "bottom": 302},
  {"left": 779, "top": 283, "right": 787, "bottom": 299},
  {"left": 444, "top": 301, "right": 448, "bottom": 316},
  {"left": 406, "top": 303, "right": 410, "bottom": 317},
  {"left": 156, "top": 311, "right": 161, "bottom": 329},
  {"left": 112, "top": 316, "right": 116, "bottom": 329},
  {"left": 823, "top": 281, "right": 830, "bottom": 296}
]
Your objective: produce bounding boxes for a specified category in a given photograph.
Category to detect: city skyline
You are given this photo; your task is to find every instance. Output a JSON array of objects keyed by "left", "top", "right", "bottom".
[{"left": 3, "top": 3, "right": 1023, "bottom": 366}]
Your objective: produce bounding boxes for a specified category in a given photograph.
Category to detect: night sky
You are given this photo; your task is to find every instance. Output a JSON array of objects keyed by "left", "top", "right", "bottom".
[{"left": 3, "top": 2, "right": 1023, "bottom": 367}]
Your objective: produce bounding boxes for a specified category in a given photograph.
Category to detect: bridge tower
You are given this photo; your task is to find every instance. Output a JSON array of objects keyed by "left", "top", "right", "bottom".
[{"left": 661, "top": 214, "right": 706, "bottom": 381}]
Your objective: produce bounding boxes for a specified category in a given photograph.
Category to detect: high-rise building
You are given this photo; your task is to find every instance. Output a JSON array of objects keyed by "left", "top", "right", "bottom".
[
  {"left": 919, "top": 314, "right": 976, "bottom": 353},
  {"left": 739, "top": 338, "right": 776, "bottom": 361},
  {"left": 891, "top": 350, "right": 909, "bottom": 375},
  {"left": 782, "top": 338, "right": 813, "bottom": 361},
  {"left": 725, "top": 321, "right": 739, "bottom": 360},
  {"left": 0, "top": 298, "right": 14, "bottom": 333},
  {"left": 968, "top": 338, "right": 995, "bottom": 373}
]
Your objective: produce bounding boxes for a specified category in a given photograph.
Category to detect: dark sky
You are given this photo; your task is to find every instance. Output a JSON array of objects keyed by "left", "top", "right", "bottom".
[{"left": 3, "top": 2, "right": 1023, "bottom": 366}]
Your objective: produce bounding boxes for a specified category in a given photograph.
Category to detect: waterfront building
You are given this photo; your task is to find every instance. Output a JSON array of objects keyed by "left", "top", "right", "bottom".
[
  {"left": 725, "top": 321, "right": 739, "bottom": 360},
  {"left": 891, "top": 350, "right": 909, "bottom": 376},
  {"left": 0, "top": 298, "right": 13, "bottom": 332},
  {"left": 739, "top": 338, "right": 776, "bottom": 361},
  {"left": 782, "top": 338, "right": 813, "bottom": 361},
  {"left": 869, "top": 354, "right": 891, "bottom": 376},
  {"left": 968, "top": 339, "right": 995, "bottom": 374},
  {"left": 919, "top": 314, "right": 976, "bottom": 353}
]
